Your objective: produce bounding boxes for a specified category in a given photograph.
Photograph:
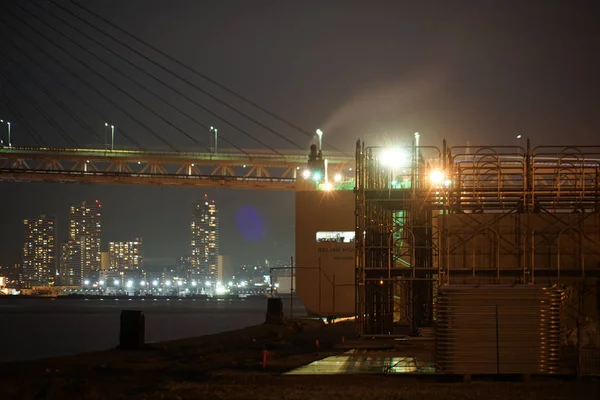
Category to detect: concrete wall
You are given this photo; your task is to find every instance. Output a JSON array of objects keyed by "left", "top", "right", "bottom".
[{"left": 295, "top": 190, "right": 355, "bottom": 317}]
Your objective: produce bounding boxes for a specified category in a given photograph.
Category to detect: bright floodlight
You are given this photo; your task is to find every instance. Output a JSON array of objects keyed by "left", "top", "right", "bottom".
[
  {"left": 205, "top": 280, "right": 211, "bottom": 287},
  {"left": 99, "top": 280, "right": 105, "bottom": 286},
  {"left": 312, "top": 172, "right": 322, "bottom": 182},
  {"left": 316, "top": 128, "right": 323, "bottom": 136},
  {"left": 140, "top": 281, "right": 146, "bottom": 286},
  {"left": 83, "top": 279, "right": 90, "bottom": 286},
  {"left": 215, "top": 286, "right": 227, "bottom": 295},
  {"left": 334, "top": 173, "right": 342, "bottom": 182},
  {"left": 152, "top": 280, "right": 159, "bottom": 287},
  {"left": 165, "top": 280, "right": 172, "bottom": 286},
  {"left": 177, "top": 280, "right": 183, "bottom": 286},
  {"left": 379, "top": 148, "right": 409, "bottom": 168},
  {"left": 302, "top": 169, "right": 311, "bottom": 179},
  {"left": 191, "top": 280, "right": 197, "bottom": 286},
  {"left": 429, "top": 169, "right": 445, "bottom": 185},
  {"left": 114, "top": 279, "right": 120, "bottom": 286},
  {"left": 126, "top": 280, "right": 133, "bottom": 288},
  {"left": 323, "top": 182, "right": 333, "bottom": 191}
]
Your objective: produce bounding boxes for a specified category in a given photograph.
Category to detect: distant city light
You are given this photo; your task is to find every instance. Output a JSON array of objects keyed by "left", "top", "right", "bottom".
[
  {"left": 215, "top": 286, "right": 226, "bottom": 295},
  {"left": 177, "top": 280, "right": 183, "bottom": 286},
  {"left": 191, "top": 281, "right": 197, "bottom": 287},
  {"left": 323, "top": 182, "right": 333, "bottom": 191},
  {"left": 205, "top": 280, "right": 211, "bottom": 287},
  {"left": 114, "top": 279, "right": 120, "bottom": 286},
  {"left": 152, "top": 280, "right": 159, "bottom": 287},
  {"left": 83, "top": 279, "right": 90, "bottom": 285},
  {"left": 126, "top": 280, "right": 133, "bottom": 288},
  {"left": 302, "top": 170, "right": 311, "bottom": 179},
  {"left": 98, "top": 280, "right": 105, "bottom": 286},
  {"left": 334, "top": 173, "right": 342, "bottom": 182},
  {"left": 312, "top": 172, "right": 322, "bottom": 182},
  {"left": 140, "top": 281, "right": 146, "bottom": 286},
  {"left": 165, "top": 280, "right": 171, "bottom": 286}
]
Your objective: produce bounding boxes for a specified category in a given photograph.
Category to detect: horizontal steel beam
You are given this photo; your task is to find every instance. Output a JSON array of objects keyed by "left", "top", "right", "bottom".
[{"left": 0, "top": 147, "right": 355, "bottom": 190}]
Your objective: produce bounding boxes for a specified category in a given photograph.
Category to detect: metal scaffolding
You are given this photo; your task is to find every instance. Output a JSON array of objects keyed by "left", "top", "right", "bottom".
[{"left": 355, "top": 139, "right": 600, "bottom": 338}]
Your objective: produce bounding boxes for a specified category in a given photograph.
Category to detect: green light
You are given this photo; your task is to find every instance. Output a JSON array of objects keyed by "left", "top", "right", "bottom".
[
  {"left": 312, "top": 172, "right": 322, "bottom": 182},
  {"left": 391, "top": 180, "right": 398, "bottom": 187}
]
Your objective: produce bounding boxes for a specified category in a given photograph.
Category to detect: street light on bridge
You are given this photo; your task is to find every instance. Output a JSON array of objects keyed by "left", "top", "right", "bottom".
[
  {"left": 210, "top": 126, "right": 218, "bottom": 154},
  {"left": 105, "top": 122, "right": 115, "bottom": 151},
  {"left": 315, "top": 128, "right": 323, "bottom": 151},
  {"left": 0, "top": 119, "right": 11, "bottom": 147}
]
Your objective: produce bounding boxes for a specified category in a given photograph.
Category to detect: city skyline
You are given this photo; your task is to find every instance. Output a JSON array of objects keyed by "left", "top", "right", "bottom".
[{"left": 1, "top": 186, "right": 294, "bottom": 277}]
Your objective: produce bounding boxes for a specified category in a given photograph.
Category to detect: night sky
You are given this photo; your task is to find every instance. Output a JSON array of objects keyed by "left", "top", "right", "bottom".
[{"left": 0, "top": 0, "right": 599, "bottom": 268}]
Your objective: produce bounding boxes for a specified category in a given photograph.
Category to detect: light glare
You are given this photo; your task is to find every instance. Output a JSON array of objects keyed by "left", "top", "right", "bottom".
[
  {"left": 429, "top": 169, "right": 445, "bottom": 185},
  {"left": 379, "top": 148, "right": 409, "bottom": 168}
]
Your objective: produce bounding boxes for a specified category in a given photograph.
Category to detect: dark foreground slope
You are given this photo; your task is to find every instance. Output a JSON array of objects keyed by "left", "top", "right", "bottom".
[{"left": 0, "top": 320, "right": 597, "bottom": 400}]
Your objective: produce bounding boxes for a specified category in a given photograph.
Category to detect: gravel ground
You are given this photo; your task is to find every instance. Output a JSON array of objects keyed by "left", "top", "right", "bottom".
[{"left": 0, "top": 320, "right": 597, "bottom": 400}]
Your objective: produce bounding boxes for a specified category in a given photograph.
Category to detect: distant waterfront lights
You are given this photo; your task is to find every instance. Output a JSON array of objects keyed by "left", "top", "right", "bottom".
[
  {"left": 302, "top": 169, "right": 311, "bottom": 179},
  {"left": 152, "top": 280, "right": 159, "bottom": 287},
  {"left": 191, "top": 281, "right": 197, "bottom": 287},
  {"left": 205, "top": 280, "right": 211, "bottom": 287},
  {"left": 114, "top": 279, "right": 120, "bottom": 286},
  {"left": 177, "top": 280, "right": 183, "bottom": 287},
  {"left": 165, "top": 280, "right": 172, "bottom": 287},
  {"left": 83, "top": 279, "right": 90, "bottom": 286},
  {"left": 140, "top": 281, "right": 146, "bottom": 286},
  {"left": 126, "top": 280, "right": 133, "bottom": 288},
  {"left": 334, "top": 173, "right": 342, "bottom": 182},
  {"left": 98, "top": 280, "right": 105, "bottom": 286}
]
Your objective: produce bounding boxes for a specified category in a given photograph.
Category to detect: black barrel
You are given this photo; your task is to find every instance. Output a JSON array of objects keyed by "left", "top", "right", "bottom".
[
  {"left": 119, "top": 310, "right": 145, "bottom": 349},
  {"left": 265, "top": 297, "right": 284, "bottom": 323}
]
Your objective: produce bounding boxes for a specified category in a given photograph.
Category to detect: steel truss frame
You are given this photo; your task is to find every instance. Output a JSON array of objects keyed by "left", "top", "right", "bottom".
[
  {"left": 356, "top": 139, "right": 600, "bottom": 337},
  {"left": 0, "top": 147, "right": 353, "bottom": 190}
]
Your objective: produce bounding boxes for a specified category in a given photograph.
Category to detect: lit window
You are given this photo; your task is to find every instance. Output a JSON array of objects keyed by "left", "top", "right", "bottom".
[{"left": 316, "top": 231, "right": 355, "bottom": 243}]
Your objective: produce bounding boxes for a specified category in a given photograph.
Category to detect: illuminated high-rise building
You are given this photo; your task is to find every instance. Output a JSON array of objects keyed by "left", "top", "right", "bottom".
[
  {"left": 68, "top": 200, "right": 102, "bottom": 273},
  {"left": 109, "top": 238, "right": 143, "bottom": 271},
  {"left": 60, "top": 239, "right": 85, "bottom": 286},
  {"left": 190, "top": 195, "right": 219, "bottom": 283},
  {"left": 22, "top": 214, "right": 57, "bottom": 286}
]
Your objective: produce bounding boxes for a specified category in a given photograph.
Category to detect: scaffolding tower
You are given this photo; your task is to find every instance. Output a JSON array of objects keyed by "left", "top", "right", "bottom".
[{"left": 355, "top": 139, "right": 600, "bottom": 337}]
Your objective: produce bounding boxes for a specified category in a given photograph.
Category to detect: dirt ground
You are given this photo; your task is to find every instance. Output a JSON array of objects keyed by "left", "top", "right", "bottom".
[{"left": 0, "top": 319, "right": 597, "bottom": 400}]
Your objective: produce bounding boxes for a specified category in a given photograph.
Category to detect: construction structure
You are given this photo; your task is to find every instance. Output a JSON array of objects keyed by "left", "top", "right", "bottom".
[{"left": 354, "top": 138, "right": 600, "bottom": 352}]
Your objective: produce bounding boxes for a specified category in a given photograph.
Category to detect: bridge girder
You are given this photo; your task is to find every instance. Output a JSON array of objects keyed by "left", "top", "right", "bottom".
[{"left": 0, "top": 147, "right": 354, "bottom": 190}]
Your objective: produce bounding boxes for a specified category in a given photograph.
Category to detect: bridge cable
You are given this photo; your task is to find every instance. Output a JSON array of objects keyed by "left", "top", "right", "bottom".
[
  {"left": 67, "top": 0, "right": 346, "bottom": 154},
  {"left": 18, "top": 3, "right": 206, "bottom": 153},
  {"left": 0, "top": 92, "right": 46, "bottom": 147},
  {"left": 0, "top": 9, "right": 178, "bottom": 152},
  {"left": 0, "top": 32, "right": 144, "bottom": 150},
  {"left": 27, "top": 2, "right": 257, "bottom": 156},
  {"left": 0, "top": 66, "right": 79, "bottom": 147},
  {"left": 53, "top": 0, "right": 304, "bottom": 151},
  {"left": 0, "top": 47, "right": 103, "bottom": 146},
  {"left": 11, "top": 5, "right": 192, "bottom": 153}
]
